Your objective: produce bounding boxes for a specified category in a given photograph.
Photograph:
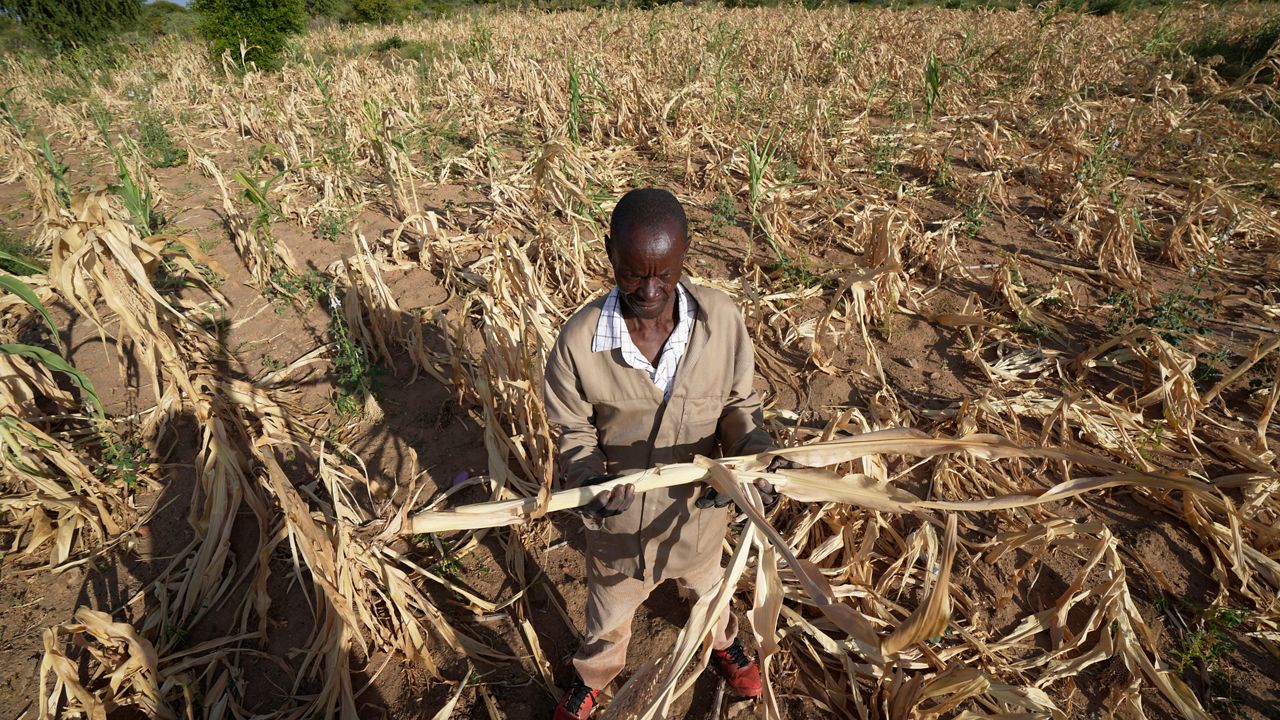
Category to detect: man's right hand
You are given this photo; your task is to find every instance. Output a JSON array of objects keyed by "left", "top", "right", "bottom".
[{"left": 580, "top": 478, "right": 634, "bottom": 520}]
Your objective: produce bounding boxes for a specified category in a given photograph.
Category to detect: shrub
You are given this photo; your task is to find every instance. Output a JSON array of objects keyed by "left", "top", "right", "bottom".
[
  {"left": 193, "top": 0, "right": 306, "bottom": 72},
  {"left": 0, "top": 0, "right": 142, "bottom": 54},
  {"left": 347, "top": 0, "right": 412, "bottom": 24},
  {"left": 306, "top": 0, "right": 349, "bottom": 17}
]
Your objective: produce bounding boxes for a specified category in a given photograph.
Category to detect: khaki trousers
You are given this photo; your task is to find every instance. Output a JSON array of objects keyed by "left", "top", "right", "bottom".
[{"left": 572, "top": 550, "right": 738, "bottom": 690}]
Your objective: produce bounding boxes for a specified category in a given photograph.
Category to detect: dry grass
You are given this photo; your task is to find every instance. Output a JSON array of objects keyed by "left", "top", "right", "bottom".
[{"left": 0, "top": 3, "right": 1277, "bottom": 718}]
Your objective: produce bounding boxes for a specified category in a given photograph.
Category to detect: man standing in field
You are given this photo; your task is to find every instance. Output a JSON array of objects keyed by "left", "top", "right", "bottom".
[{"left": 543, "top": 188, "right": 778, "bottom": 719}]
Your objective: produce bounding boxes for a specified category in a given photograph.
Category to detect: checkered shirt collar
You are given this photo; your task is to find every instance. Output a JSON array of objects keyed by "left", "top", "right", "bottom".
[{"left": 591, "top": 284, "right": 698, "bottom": 398}]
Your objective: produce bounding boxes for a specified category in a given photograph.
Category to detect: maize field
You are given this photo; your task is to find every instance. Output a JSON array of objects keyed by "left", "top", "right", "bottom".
[{"left": 0, "top": 3, "right": 1277, "bottom": 718}]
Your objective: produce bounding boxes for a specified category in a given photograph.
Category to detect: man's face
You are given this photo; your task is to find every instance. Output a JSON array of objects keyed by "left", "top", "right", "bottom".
[{"left": 608, "top": 222, "right": 687, "bottom": 321}]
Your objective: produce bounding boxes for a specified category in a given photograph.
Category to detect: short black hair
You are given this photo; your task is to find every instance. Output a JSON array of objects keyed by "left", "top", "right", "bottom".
[{"left": 610, "top": 188, "right": 689, "bottom": 244}]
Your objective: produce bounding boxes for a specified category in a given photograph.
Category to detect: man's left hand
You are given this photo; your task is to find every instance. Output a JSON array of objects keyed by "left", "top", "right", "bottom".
[{"left": 696, "top": 477, "right": 780, "bottom": 511}]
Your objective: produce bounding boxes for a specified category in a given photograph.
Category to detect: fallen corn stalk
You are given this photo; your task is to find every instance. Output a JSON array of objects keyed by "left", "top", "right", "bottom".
[{"left": 396, "top": 427, "right": 1210, "bottom": 536}]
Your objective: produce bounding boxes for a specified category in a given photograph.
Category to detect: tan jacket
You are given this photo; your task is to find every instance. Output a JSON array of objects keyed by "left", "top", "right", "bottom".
[{"left": 543, "top": 283, "right": 773, "bottom": 582}]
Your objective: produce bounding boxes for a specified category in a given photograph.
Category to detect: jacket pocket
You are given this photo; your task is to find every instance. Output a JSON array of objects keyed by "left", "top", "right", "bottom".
[{"left": 680, "top": 396, "right": 725, "bottom": 447}]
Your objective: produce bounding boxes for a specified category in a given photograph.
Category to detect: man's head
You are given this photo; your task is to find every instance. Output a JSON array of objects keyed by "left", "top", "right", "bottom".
[{"left": 606, "top": 188, "right": 690, "bottom": 321}]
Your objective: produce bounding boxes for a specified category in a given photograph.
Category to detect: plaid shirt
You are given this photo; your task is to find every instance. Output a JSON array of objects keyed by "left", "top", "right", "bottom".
[{"left": 591, "top": 284, "right": 697, "bottom": 399}]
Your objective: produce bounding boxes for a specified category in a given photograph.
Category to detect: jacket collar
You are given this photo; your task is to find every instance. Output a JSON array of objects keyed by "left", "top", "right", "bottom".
[{"left": 667, "top": 282, "right": 712, "bottom": 398}]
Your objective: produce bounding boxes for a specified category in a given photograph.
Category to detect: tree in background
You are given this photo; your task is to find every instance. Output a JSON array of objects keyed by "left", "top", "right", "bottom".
[
  {"left": 347, "top": 0, "right": 412, "bottom": 24},
  {"left": 143, "top": 1, "right": 198, "bottom": 37},
  {"left": 0, "top": 0, "right": 142, "bottom": 53},
  {"left": 305, "top": 0, "right": 348, "bottom": 18},
  {"left": 193, "top": 0, "right": 306, "bottom": 71}
]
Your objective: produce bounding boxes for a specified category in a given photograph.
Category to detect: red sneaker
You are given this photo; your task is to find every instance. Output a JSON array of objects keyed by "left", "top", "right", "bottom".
[
  {"left": 711, "top": 639, "right": 762, "bottom": 698},
  {"left": 553, "top": 677, "right": 601, "bottom": 720}
]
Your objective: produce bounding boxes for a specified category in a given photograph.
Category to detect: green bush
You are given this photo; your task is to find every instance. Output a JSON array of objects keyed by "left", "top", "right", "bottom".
[
  {"left": 193, "top": 0, "right": 306, "bottom": 72},
  {"left": 347, "top": 0, "right": 412, "bottom": 23},
  {"left": 0, "top": 0, "right": 142, "bottom": 54},
  {"left": 306, "top": 0, "right": 349, "bottom": 17}
]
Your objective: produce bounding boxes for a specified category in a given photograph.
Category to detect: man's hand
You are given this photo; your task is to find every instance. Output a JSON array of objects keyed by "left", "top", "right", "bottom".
[
  {"left": 696, "top": 477, "right": 779, "bottom": 510},
  {"left": 580, "top": 477, "right": 634, "bottom": 520}
]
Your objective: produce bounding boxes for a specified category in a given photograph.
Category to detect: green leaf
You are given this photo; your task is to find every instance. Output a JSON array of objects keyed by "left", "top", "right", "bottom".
[
  {"left": 0, "top": 343, "right": 102, "bottom": 419},
  {"left": 0, "top": 273, "right": 61, "bottom": 351},
  {"left": 0, "top": 249, "right": 45, "bottom": 276}
]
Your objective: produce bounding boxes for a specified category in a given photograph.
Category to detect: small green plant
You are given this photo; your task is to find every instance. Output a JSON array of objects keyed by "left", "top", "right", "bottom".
[
  {"left": 706, "top": 19, "right": 742, "bottom": 113},
  {"left": 112, "top": 153, "right": 162, "bottom": 236},
  {"left": 769, "top": 256, "right": 830, "bottom": 293},
  {"left": 708, "top": 192, "right": 736, "bottom": 235},
  {"left": 96, "top": 113, "right": 164, "bottom": 236},
  {"left": 37, "top": 135, "right": 72, "bottom": 209},
  {"left": 1104, "top": 289, "right": 1140, "bottom": 335},
  {"left": 1104, "top": 277, "right": 1213, "bottom": 347},
  {"left": 745, "top": 130, "right": 793, "bottom": 262},
  {"left": 161, "top": 620, "right": 191, "bottom": 647},
  {"left": 137, "top": 112, "right": 187, "bottom": 168},
  {"left": 261, "top": 355, "right": 285, "bottom": 372},
  {"left": 961, "top": 195, "right": 989, "bottom": 237},
  {"left": 931, "top": 156, "right": 955, "bottom": 190},
  {"left": 316, "top": 211, "right": 348, "bottom": 243},
  {"left": 566, "top": 58, "right": 584, "bottom": 144},
  {"left": 1136, "top": 419, "right": 1167, "bottom": 462},
  {"left": 922, "top": 52, "right": 943, "bottom": 121},
  {"left": 1143, "top": 287, "right": 1213, "bottom": 346},
  {"left": 99, "top": 433, "right": 149, "bottom": 488},
  {"left": 467, "top": 19, "right": 492, "bottom": 61},
  {"left": 869, "top": 130, "right": 903, "bottom": 187},
  {"left": 1165, "top": 603, "right": 1246, "bottom": 674},
  {"left": 1192, "top": 348, "right": 1233, "bottom": 387},
  {"left": 1075, "top": 123, "right": 1118, "bottom": 193},
  {"left": 331, "top": 310, "right": 378, "bottom": 416},
  {"left": 374, "top": 34, "right": 406, "bottom": 51}
]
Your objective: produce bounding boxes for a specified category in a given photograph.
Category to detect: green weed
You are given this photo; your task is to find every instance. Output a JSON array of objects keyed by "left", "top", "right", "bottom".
[
  {"left": 1105, "top": 276, "right": 1214, "bottom": 346},
  {"left": 316, "top": 211, "right": 349, "bottom": 243},
  {"left": 0, "top": 225, "right": 45, "bottom": 276},
  {"left": 99, "top": 434, "right": 148, "bottom": 488},
  {"left": 1156, "top": 595, "right": 1250, "bottom": 717},
  {"left": 769, "top": 256, "right": 831, "bottom": 293},
  {"left": 37, "top": 136, "right": 72, "bottom": 209},
  {"left": 961, "top": 194, "right": 989, "bottom": 237},
  {"left": 137, "top": 113, "right": 187, "bottom": 168},
  {"left": 1104, "top": 289, "right": 1140, "bottom": 335},
  {"left": 931, "top": 156, "right": 955, "bottom": 190},
  {"left": 745, "top": 130, "right": 798, "bottom": 262},
  {"left": 922, "top": 52, "right": 943, "bottom": 121},
  {"left": 708, "top": 192, "right": 737, "bottom": 234},
  {"left": 567, "top": 58, "right": 584, "bottom": 144},
  {"left": 1165, "top": 603, "right": 1247, "bottom": 674},
  {"left": 95, "top": 113, "right": 164, "bottom": 236},
  {"left": 1191, "top": 348, "right": 1233, "bottom": 387},
  {"left": 869, "top": 130, "right": 903, "bottom": 187}
]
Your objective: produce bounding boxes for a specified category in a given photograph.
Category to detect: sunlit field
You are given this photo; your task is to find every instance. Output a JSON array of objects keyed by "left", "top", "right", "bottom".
[{"left": 1, "top": 3, "right": 1278, "bottom": 718}]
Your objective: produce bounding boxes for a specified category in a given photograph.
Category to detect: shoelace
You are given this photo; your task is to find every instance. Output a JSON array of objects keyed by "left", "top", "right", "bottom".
[
  {"left": 720, "top": 641, "right": 752, "bottom": 669},
  {"left": 563, "top": 681, "right": 595, "bottom": 714}
]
